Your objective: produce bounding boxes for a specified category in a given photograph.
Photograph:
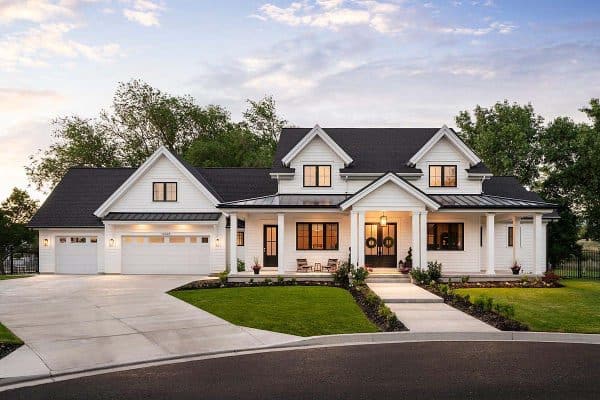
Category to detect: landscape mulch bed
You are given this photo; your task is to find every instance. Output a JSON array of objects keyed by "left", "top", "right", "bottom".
[
  {"left": 174, "top": 278, "right": 407, "bottom": 333},
  {"left": 447, "top": 281, "right": 562, "bottom": 289},
  {"left": 424, "top": 284, "right": 529, "bottom": 331},
  {"left": 0, "top": 343, "right": 20, "bottom": 360}
]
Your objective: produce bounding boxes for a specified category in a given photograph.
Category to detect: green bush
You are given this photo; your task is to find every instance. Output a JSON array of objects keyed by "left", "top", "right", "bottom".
[
  {"left": 474, "top": 295, "right": 494, "bottom": 312},
  {"left": 217, "top": 271, "right": 228, "bottom": 285},
  {"left": 290, "top": 277, "right": 297, "bottom": 285},
  {"left": 237, "top": 259, "right": 246, "bottom": 272},
  {"left": 427, "top": 261, "right": 442, "bottom": 282},
  {"left": 461, "top": 275, "right": 470, "bottom": 283},
  {"left": 263, "top": 278, "right": 272, "bottom": 284},
  {"left": 333, "top": 262, "right": 352, "bottom": 286},
  {"left": 493, "top": 302, "right": 515, "bottom": 318},
  {"left": 410, "top": 267, "right": 429, "bottom": 284},
  {"left": 277, "top": 275, "right": 284, "bottom": 284},
  {"left": 351, "top": 266, "right": 369, "bottom": 285}
]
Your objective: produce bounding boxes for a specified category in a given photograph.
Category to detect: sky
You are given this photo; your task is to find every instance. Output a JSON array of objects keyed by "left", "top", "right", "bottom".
[{"left": 0, "top": 0, "right": 599, "bottom": 201}]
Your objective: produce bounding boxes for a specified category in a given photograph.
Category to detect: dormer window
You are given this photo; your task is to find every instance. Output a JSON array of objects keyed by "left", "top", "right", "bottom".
[
  {"left": 153, "top": 182, "right": 177, "bottom": 202},
  {"left": 429, "top": 165, "right": 457, "bottom": 187},
  {"left": 303, "top": 165, "right": 331, "bottom": 187}
]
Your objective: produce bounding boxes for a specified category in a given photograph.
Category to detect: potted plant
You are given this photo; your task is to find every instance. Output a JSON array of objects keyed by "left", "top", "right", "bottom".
[
  {"left": 404, "top": 247, "right": 413, "bottom": 269},
  {"left": 397, "top": 259, "right": 404, "bottom": 272},
  {"left": 252, "top": 257, "right": 262, "bottom": 275},
  {"left": 511, "top": 262, "right": 521, "bottom": 275}
]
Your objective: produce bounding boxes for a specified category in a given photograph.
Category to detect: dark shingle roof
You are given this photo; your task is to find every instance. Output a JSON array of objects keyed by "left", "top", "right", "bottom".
[
  {"left": 273, "top": 128, "right": 442, "bottom": 173},
  {"left": 28, "top": 168, "right": 135, "bottom": 228},
  {"left": 198, "top": 168, "right": 277, "bottom": 202},
  {"left": 482, "top": 177, "right": 545, "bottom": 202},
  {"left": 466, "top": 162, "right": 491, "bottom": 174}
]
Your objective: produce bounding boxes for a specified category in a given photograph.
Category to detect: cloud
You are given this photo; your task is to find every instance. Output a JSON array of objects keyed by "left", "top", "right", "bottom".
[
  {"left": 123, "top": 0, "right": 164, "bottom": 27},
  {"left": 255, "top": 0, "right": 515, "bottom": 36},
  {"left": 0, "top": 23, "right": 120, "bottom": 71},
  {"left": 0, "top": 0, "right": 75, "bottom": 24},
  {"left": 0, "top": 88, "right": 63, "bottom": 111}
]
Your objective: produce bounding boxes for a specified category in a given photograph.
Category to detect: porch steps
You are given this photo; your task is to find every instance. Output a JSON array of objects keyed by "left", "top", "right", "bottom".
[{"left": 366, "top": 273, "right": 411, "bottom": 284}]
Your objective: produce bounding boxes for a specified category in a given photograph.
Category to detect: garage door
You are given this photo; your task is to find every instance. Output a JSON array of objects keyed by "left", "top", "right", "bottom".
[
  {"left": 56, "top": 236, "right": 98, "bottom": 274},
  {"left": 121, "top": 235, "right": 210, "bottom": 275}
]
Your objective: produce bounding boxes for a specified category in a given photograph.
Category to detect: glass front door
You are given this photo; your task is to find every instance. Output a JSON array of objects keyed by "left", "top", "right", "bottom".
[
  {"left": 263, "top": 225, "right": 278, "bottom": 268},
  {"left": 364, "top": 223, "right": 397, "bottom": 268}
]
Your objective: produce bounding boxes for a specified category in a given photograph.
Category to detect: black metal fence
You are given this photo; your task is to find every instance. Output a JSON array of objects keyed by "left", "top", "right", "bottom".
[
  {"left": 1, "top": 247, "right": 39, "bottom": 275},
  {"left": 553, "top": 250, "right": 600, "bottom": 279}
]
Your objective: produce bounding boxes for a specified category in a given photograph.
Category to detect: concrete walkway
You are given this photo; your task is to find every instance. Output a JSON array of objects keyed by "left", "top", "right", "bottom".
[
  {"left": 368, "top": 283, "right": 498, "bottom": 332},
  {"left": 0, "top": 275, "right": 298, "bottom": 379}
]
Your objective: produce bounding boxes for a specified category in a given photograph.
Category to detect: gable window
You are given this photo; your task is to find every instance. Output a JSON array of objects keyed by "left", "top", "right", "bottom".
[
  {"left": 296, "top": 222, "right": 338, "bottom": 250},
  {"left": 237, "top": 231, "right": 245, "bottom": 247},
  {"left": 427, "top": 223, "right": 464, "bottom": 251},
  {"left": 508, "top": 226, "right": 514, "bottom": 247},
  {"left": 153, "top": 182, "right": 177, "bottom": 202},
  {"left": 303, "top": 165, "right": 331, "bottom": 187},
  {"left": 429, "top": 165, "right": 457, "bottom": 187}
]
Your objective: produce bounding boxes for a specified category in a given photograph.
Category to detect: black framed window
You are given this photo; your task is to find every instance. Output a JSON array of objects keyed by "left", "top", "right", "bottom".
[
  {"left": 429, "top": 165, "right": 457, "bottom": 187},
  {"left": 508, "top": 226, "right": 514, "bottom": 247},
  {"left": 237, "top": 231, "right": 245, "bottom": 247},
  {"left": 303, "top": 165, "right": 331, "bottom": 187},
  {"left": 296, "top": 222, "right": 338, "bottom": 250},
  {"left": 427, "top": 223, "right": 464, "bottom": 251},
  {"left": 153, "top": 182, "right": 177, "bottom": 202}
]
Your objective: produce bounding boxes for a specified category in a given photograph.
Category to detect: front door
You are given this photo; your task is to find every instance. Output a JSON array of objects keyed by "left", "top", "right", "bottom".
[
  {"left": 263, "top": 225, "right": 278, "bottom": 268},
  {"left": 364, "top": 223, "right": 397, "bottom": 268}
]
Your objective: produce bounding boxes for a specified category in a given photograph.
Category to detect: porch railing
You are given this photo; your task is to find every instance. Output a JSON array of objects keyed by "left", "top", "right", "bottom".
[
  {"left": 553, "top": 250, "right": 600, "bottom": 280},
  {"left": 1, "top": 246, "right": 39, "bottom": 275}
]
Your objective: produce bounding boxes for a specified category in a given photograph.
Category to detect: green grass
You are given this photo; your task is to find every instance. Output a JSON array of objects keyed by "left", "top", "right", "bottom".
[
  {"left": 171, "top": 286, "right": 379, "bottom": 337},
  {"left": 0, "top": 322, "right": 23, "bottom": 345},
  {"left": 455, "top": 280, "right": 600, "bottom": 333},
  {"left": 0, "top": 275, "right": 32, "bottom": 280}
]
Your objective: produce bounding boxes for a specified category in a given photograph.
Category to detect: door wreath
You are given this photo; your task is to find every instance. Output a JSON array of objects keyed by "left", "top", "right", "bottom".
[
  {"left": 365, "top": 237, "right": 377, "bottom": 248},
  {"left": 383, "top": 236, "right": 395, "bottom": 248}
]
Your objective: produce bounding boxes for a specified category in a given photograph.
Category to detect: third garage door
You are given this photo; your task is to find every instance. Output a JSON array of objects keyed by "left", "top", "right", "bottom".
[{"left": 121, "top": 235, "right": 210, "bottom": 275}]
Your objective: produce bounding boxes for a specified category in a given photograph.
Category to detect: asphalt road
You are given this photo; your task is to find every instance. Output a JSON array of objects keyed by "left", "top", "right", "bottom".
[{"left": 4, "top": 341, "right": 599, "bottom": 399}]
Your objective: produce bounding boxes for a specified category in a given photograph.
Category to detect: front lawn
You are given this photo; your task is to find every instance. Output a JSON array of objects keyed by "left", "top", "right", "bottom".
[
  {"left": 455, "top": 280, "right": 600, "bottom": 333},
  {"left": 171, "top": 286, "right": 379, "bottom": 336},
  {"left": 0, "top": 322, "right": 22, "bottom": 345},
  {"left": 0, "top": 274, "right": 32, "bottom": 280}
]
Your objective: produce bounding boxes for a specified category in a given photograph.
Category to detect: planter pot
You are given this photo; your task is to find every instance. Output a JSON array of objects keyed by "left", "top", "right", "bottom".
[
  {"left": 253, "top": 268, "right": 261, "bottom": 275},
  {"left": 400, "top": 268, "right": 410, "bottom": 275},
  {"left": 511, "top": 268, "right": 520, "bottom": 275}
]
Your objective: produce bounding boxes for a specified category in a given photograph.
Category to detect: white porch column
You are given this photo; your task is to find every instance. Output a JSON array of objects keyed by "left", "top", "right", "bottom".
[
  {"left": 229, "top": 213, "right": 237, "bottom": 275},
  {"left": 512, "top": 216, "right": 520, "bottom": 265},
  {"left": 350, "top": 211, "right": 358, "bottom": 266},
  {"left": 419, "top": 211, "right": 428, "bottom": 268},
  {"left": 357, "top": 211, "right": 365, "bottom": 267},
  {"left": 411, "top": 211, "right": 420, "bottom": 268},
  {"left": 277, "top": 213, "right": 285, "bottom": 274},
  {"left": 486, "top": 213, "right": 495, "bottom": 275},
  {"left": 533, "top": 213, "right": 544, "bottom": 275}
]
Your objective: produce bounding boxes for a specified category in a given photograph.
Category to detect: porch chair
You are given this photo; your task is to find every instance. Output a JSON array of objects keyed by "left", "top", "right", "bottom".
[
  {"left": 324, "top": 259, "right": 339, "bottom": 272},
  {"left": 296, "top": 259, "right": 311, "bottom": 272}
]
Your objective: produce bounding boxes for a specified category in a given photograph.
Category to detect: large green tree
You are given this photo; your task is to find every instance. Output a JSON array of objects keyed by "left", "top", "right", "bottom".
[
  {"left": 27, "top": 80, "right": 287, "bottom": 193},
  {"left": 1, "top": 188, "right": 39, "bottom": 225},
  {"left": 455, "top": 101, "right": 543, "bottom": 189},
  {"left": 0, "top": 189, "right": 38, "bottom": 273}
]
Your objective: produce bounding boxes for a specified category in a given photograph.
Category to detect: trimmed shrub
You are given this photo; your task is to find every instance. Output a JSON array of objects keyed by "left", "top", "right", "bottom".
[
  {"left": 217, "top": 271, "right": 229, "bottom": 285},
  {"left": 351, "top": 266, "right": 369, "bottom": 285},
  {"left": 333, "top": 262, "right": 352, "bottom": 287},
  {"left": 427, "top": 261, "right": 442, "bottom": 282},
  {"left": 410, "top": 267, "right": 429, "bottom": 284}
]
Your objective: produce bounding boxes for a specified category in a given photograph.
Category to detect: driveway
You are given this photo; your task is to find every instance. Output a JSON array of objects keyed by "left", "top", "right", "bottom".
[{"left": 0, "top": 275, "right": 298, "bottom": 378}]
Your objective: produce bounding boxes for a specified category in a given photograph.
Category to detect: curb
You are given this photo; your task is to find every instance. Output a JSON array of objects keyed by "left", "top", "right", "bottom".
[{"left": 1, "top": 331, "right": 599, "bottom": 392}]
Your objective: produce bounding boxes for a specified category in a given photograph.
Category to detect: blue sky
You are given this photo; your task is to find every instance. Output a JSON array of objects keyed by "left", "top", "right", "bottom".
[{"left": 1, "top": 0, "right": 599, "bottom": 200}]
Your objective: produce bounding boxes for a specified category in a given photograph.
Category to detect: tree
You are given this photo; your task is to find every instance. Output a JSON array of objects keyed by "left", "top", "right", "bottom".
[
  {"left": 242, "top": 95, "right": 288, "bottom": 156},
  {"left": 455, "top": 101, "right": 544, "bottom": 189},
  {"left": 1, "top": 188, "right": 39, "bottom": 224}
]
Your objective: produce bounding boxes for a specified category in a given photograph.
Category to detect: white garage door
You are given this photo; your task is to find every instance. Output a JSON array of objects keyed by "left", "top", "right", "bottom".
[
  {"left": 56, "top": 236, "right": 98, "bottom": 274},
  {"left": 121, "top": 235, "right": 210, "bottom": 275}
]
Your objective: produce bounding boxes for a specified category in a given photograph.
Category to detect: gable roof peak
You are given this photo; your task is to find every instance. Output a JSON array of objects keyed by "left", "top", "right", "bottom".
[
  {"left": 407, "top": 124, "right": 481, "bottom": 167},
  {"left": 280, "top": 124, "right": 354, "bottom": 167}
]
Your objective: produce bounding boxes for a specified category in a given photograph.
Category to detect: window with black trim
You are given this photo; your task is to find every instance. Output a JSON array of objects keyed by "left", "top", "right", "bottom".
[
  {"left": 237, "top": 231, "right": 245, "bottom": 247},
  {"left": 153, "top": 182, "right": 177, "bottom": 202},
  {"left": 427, "top": 223, "right": 464, "bottom": 250},
  {"left": 508, "top": 226, "right": 514, "bottom": 247},
  {"left": 429, "top": 165, "right": 457, "bottom": 187},
  {"left": 303, "top": 165, "right": 331, "bottom": 187},
  {"left": 296, "top": 222, "right": 338, "bottom": 250}
]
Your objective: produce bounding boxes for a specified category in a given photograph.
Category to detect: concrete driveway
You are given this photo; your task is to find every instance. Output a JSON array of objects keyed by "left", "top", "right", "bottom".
[{"left": 0, "top": 275, "right": 298, "bottom": 378}]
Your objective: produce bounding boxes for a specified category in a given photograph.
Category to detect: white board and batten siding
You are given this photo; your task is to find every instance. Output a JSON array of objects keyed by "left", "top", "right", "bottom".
[{"left": 351, "top": 181, "right": 427, "bottom": 210}]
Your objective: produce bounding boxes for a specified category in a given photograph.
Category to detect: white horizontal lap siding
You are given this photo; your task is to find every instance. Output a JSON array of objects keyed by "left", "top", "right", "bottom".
[
  {"left": 103, "top": 219, "right": 226, "bottom": 274},
  {"left": 413, "top": 137, "right": 482, "bottom": 194},
  {"left": 278, "top": 136, "right": 347, "bottom": 194},
  {"left": 352, "top": 181, "right": 426, "bottom": 210},
  {"left": 426, "top": 213, "right": 481, "bottom": 274},
  {"left": 38, "top": 229, "right": 104, "bottom": 273},
  {"left": 110, "top": 155, "right": 216, "bottom": 212}
]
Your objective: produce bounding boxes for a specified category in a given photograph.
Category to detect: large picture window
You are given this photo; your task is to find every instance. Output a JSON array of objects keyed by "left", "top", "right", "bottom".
[
  {"left": 429, "top": 165, "right": 457, "bottom": 187},
  {"left": 296, "top": 222, "right": 338, "bottom": 250},
  {"left": 303, "top": 165, "right": 331, "bottom": 187},
  {"left": 153, "top": 182, "right": 177, "bottom": 202},
  {"left": 427, "top": 223, "right": 464, "bottom": 251}
]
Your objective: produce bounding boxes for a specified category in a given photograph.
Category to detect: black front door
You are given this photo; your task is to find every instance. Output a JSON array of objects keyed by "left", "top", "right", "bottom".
[
  {"left": 364, "top": 223, "right": 397, "bottom": 268},
  {"left": 263, "top": 225, "right": 278, "bottom": 268}
]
